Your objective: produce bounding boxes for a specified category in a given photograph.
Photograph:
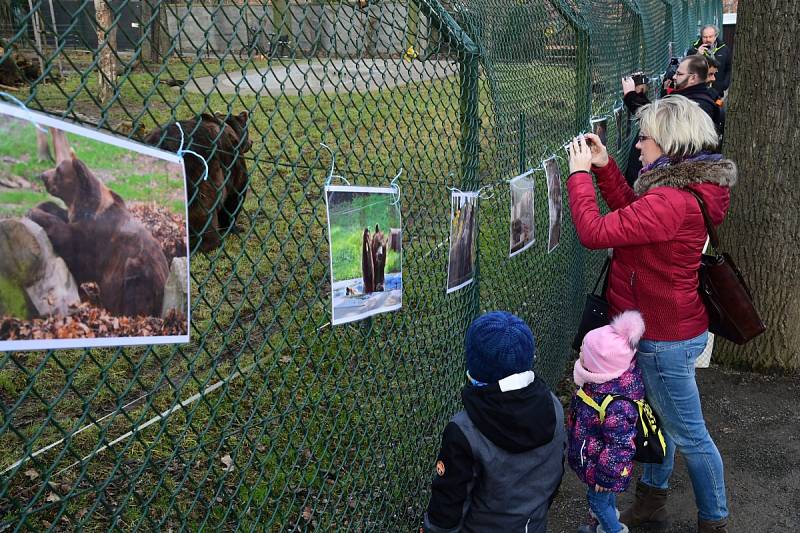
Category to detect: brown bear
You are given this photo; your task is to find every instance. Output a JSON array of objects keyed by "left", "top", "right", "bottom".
[
  {"left": 143, "top": 112, "right": 251, "bottom": 252},
  {"left": 361, "top": 227, "right": 375, "bottom": 294},
  {"left": 371, "top": 224, "right": 389, "bottom": 291},
  {"left": 27, "top": 155, "right": 170, "bottom": 317}
]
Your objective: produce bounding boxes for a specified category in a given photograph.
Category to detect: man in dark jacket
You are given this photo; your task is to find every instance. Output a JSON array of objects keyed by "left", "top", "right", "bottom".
[
  {"left": 423, "top": 311, "right": 566, "bottom": 533},
  {"left": 687, "top": 24, "right": 732, "bottom": 100},
  {"left": 622, "top": 56, "right": 724, "bottom": 185}
]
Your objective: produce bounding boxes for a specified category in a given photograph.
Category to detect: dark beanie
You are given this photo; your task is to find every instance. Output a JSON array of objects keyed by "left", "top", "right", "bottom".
[{"left": 465, "top": 311, "right": 535, "bottom": 383}]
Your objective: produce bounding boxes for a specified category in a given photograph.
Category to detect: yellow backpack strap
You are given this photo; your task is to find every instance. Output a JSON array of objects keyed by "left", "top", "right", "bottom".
[{"left": 577, "top": 388, "right": 616, "bottom": 424}]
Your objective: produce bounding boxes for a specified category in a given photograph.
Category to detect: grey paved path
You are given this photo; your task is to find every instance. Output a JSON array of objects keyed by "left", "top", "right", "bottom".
[{"left": 184, "top": 58, "right": 457, "bottom": 96}]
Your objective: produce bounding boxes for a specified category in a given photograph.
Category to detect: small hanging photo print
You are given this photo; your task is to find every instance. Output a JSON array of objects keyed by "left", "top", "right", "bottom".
[
  {"left": 0, "top": 102, "right": 190, "bottom": 351},
  {"left": 591, "top": 116, "right": 608, "bottom": 147},
  {"left": 325, "top": 185, "right": 403, "bottom": 325},
  {"left": 447, "top": 191, "right": 479, "bottom": 293},
  {"left": 509, "top": 169, "right": 536, "bottom": 258},
  {"left": 544, "top": 156, "right": 562, "bottom": 253}
]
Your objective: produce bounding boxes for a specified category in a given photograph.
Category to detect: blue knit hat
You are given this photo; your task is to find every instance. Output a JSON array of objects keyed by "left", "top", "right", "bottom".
[{"left": 465, "top": 311, "right": 535, "bottom": 383}]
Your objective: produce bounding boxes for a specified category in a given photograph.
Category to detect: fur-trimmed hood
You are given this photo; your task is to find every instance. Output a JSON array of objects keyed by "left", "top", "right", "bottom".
[{"left": 634, "top": 158, "right": 737, "bottom": 196}]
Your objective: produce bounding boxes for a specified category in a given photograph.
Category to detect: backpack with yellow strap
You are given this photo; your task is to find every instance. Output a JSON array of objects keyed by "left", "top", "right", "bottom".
[{"left": 577, "top": 388, "right": 667, "bottom": 464}]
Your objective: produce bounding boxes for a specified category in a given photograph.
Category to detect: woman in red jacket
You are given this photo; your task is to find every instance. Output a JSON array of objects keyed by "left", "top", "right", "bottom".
[{"left": 566, "top": 95, "right": 737, "bottom": 533}]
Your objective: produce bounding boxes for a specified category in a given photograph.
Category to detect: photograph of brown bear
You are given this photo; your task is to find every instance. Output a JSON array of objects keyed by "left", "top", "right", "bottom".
[
  {"left": 544, "top": 156, "right": 563, "bottom": 253},
  {"left": 144, "top": 112, "right": 251, "bottom": 253},
  {"left": 509, "top": 171, "right": 536, "bottom": 257},
  {"left": 27, "top": 132, "right": 169, "bottom": 317},
  {"left": 447, "top": 192, "right": 478, "bottom": 293},
  {"left": 591, "top": 116, "right": 608, "bottom": 147},
  {"left": 362, "top": 224, "right": 389, "bottom": 293}
]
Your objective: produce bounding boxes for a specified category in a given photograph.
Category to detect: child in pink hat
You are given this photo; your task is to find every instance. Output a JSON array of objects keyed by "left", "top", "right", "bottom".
[{"left": 567, "top": 310, "right": 647, "bottom": 533}]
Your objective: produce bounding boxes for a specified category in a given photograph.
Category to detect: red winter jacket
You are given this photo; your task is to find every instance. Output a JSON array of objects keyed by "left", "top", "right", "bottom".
[{"left": 567, "top": 157, "right": 737, "bottom": 341}]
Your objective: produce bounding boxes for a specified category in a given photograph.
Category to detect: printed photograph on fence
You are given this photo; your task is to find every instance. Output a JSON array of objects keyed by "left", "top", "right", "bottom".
[
  {"left": 325, "top": 185, "right": 402, "bottom": 325},
  {"left": 509, "top": 170, "right": 536, "bottom": 258},
  {"left": 447, "top": 191, "right": 479, "bottom": 293},
  {"left": 591, "top": 116, "right": 608, "bottom": 147},
  {"left": 614, "top": 105, "right": 625, "bottom": 150},
  {"left": 0, "top": 102, "right": 190, "bottom": 351},
  {"left": 544, "top": 156, "right": 562, "bottom": 253}
]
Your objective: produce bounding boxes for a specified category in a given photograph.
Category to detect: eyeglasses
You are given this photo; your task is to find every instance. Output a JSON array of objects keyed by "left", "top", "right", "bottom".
[{"left": 637, "top": 134, "right": 652, "bottom": 142}]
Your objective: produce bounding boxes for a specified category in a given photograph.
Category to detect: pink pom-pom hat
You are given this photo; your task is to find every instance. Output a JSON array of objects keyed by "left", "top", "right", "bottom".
[{"left": 574, "top": 310, "right": 646, "bottom": 386}]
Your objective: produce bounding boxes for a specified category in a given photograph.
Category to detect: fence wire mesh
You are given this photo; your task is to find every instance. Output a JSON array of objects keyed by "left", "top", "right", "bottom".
[{"left": 1, "top": 0, "right": 720, "bottom": 529}]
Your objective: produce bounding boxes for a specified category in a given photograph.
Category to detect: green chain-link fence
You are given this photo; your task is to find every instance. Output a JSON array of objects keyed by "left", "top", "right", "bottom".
[{"left": 0, "top": 0, "right": 720, "bottom": 529}]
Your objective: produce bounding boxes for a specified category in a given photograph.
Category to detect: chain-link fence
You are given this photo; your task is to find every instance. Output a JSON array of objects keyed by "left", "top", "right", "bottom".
[{"left": 0, "top": 0, "right": 720, "bottom": 529}]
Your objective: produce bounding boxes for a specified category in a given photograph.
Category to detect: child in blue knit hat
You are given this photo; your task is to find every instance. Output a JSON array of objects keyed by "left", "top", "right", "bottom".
[{"left": 422, "top": 311, "right": 566, "bottom": 533}]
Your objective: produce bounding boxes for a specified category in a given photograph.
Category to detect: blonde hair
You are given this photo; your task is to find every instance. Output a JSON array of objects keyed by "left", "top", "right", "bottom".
[{"left": 636, "top": 95, "right": 719, "bottom": 157}]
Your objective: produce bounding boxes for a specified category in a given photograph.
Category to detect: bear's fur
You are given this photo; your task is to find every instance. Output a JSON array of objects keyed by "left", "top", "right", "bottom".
[
  {"left": 27, "top": 156, "right": 169, "bottom": 317},
  {"left": 360, "top": 225, "right": 389, "bottom": 294},
  {"left": 361, "top": 227, "right": 374, "bottom": 294},
  {"left": 371, "top": 224, "right": 389, "bottom": 291},
  {"left": 144, "top": 112, "right": 251, "bottom": 252}
]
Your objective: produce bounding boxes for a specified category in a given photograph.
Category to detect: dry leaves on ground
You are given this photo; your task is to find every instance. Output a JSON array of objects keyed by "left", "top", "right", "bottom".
[
  {"left": 128, "top": 202, "right": 187, "bottom": 262},
  {"left": 0, "top": 304, "right": 187, "bottom": 340}
]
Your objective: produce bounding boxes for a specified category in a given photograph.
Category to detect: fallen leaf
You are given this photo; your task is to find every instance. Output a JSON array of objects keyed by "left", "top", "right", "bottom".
[
  {"left": 220, "top": 454, "right": 234, "bottom": 472},
  {"left": 280, "top": 355, "right": 292, "bottom": 364},
  {"left": 45, "top": 492, "right": 60, "bottom": 503},
  {"left": 24, "top": 469, "right": 39, "bottom": 480},
  {"left": 302, "top": 506, "right": 313, "bottom": 522}
]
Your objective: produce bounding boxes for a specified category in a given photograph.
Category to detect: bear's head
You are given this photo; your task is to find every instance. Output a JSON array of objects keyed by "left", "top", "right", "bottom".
[
  {"left": 39, "top": 155, "right": 113, "bottom": 220},
  {"left": 217, "top": 111, "right": 251, "bottom": 154}
]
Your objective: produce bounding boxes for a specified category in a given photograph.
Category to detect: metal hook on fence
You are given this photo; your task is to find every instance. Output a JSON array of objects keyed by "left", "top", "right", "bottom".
[
  {"left": 321, "top": 142, "right": 350, "bottom": 186},
  {"left": 390, "top": 168, "right": 402, "bottom": 206},
  {"left": 175, "top": 122, "right": 209, "bottom": 181},
  {"left": 0, "top": 92, "right": 48, "bottom": 133}
]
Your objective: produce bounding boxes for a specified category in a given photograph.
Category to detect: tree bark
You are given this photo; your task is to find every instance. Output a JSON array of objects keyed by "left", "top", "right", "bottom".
[
  {"left": 94, "top": 0, "right": 117, "bottom": 103},
  {"left": 720, "top": 0, "right": 800, "bottom": 372}
]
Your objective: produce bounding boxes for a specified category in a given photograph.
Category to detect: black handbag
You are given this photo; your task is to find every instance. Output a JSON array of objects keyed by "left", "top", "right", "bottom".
[
  {"left": 687, "top": 191, "right": 766, "bottom": 345},
  {"left": 572, "top": 257, "right": 611, "bottom": 351}
]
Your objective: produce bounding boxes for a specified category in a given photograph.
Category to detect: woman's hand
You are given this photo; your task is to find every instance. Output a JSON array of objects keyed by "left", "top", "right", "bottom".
[
  {"left": 568, "top": 135, "right": 593, "bottom": 173},
  {"left": 584, "top": 133, "right": 609, "bottom": 168},
  {"left": 568, "top": 133, "right": 609, "bottom": 174}
]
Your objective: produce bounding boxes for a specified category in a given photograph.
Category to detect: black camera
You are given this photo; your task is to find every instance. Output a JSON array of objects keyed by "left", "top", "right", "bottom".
[
  {"left": 664, "top": 57, "right": 680, "bottom": 82},
  {"left": 631, "top": 73, "right": 650, "bottom": 86}
]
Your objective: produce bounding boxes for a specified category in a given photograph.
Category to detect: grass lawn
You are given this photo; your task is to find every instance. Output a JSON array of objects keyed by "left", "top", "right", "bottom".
[{"left": 0, "top": 54, "right": 605, "bottom": 531}]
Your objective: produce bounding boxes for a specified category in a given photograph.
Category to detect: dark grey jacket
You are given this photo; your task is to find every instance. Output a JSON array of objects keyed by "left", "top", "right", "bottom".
[{"left": 423, "top": 372, "right": 566, "bottom": 533}]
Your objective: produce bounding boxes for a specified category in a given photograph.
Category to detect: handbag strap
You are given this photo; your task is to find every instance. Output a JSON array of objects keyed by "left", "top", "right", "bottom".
[
  {"left": 592, "top": 257, "right": 611, "bottom": 295},
  {"left": 685, "top": 189, "right": 721, "bottom": 252}
]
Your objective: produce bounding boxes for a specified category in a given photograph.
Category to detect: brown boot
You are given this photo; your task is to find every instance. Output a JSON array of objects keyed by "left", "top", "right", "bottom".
[
  {"left": 619, "top": 480, "right": 669, "bottom": 529},
  {"left": 698, "top": 518, "right": 728, "bottom": 532}
]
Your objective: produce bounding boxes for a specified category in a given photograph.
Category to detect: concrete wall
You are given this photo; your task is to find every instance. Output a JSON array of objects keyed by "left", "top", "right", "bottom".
[{"left": 165, "top": 2, "right": 433, "bottom": 58}]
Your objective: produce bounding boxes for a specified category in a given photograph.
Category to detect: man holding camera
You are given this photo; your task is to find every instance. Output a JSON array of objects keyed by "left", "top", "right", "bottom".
[
  {"left": 687, "top": 24, "right": 732, "bottom": 100},
  {"left": 620, "top": 56, "right": 723, "bottom": 184}
]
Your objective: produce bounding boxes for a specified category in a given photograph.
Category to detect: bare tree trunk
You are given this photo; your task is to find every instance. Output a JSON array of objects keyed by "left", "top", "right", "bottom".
[
  {"left": 94, "top": 0, "right": 117, "bottom": 103},
  {"left": 720, "top": 0, "right": 800, "bottom": 372},
  {"left": 35, "top": 129, "right": 52, "bottom": 162}
]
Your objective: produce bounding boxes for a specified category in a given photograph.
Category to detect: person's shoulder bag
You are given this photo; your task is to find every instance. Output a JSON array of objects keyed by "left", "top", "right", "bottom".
[
  {"left": 572, "top": 257, "right": 611, "bottom": 351},
  {"left": 686, "top": 190, "right": 766, "bottom": 344}
]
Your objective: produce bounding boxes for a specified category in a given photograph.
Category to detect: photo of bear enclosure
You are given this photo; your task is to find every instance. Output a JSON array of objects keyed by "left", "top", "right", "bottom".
[{"left": 0, "top": 0, "right": 724, "bottom": 529}]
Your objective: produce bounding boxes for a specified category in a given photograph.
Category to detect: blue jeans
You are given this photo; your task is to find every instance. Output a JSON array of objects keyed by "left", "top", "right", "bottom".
[
  {"left": 587, "top": 487, "right": 624, "bottom": 533},
  {"left": 636, "top": 331, "right": 728, "bottom": 521}
]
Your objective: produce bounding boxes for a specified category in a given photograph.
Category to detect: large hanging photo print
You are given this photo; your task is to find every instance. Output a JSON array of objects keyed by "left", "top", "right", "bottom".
[
  {"left": 325, "top": 185, "right": 403, "bottom": 325},
  {"left": 0, "top": 102, "right": 190, "bottom": 350},
  {"left": 447, "top": 191, "right": 479, "bottom": 293}
]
